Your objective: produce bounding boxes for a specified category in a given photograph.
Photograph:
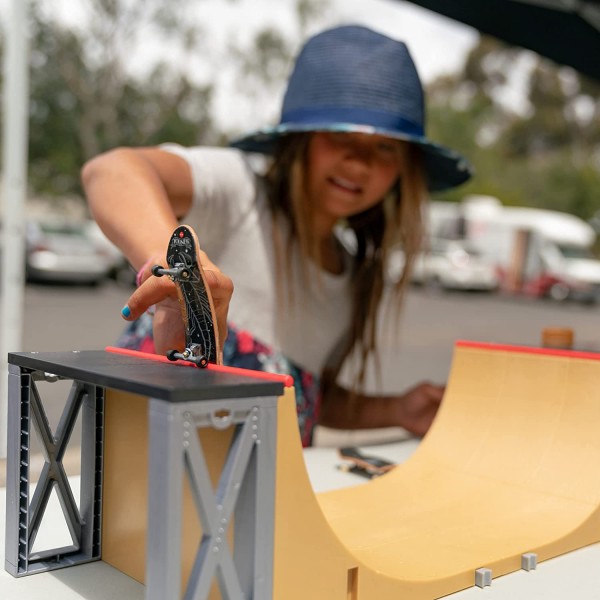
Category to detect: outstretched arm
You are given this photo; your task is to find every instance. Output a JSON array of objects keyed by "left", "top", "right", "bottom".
[
  {"left": 81, "top": 147, "right": 233, "bottom": 353},
  {"left": 82, "top": 147, "right": 192, "bottom": 269},
  {"left": 319, "top": 381, "right": 445, "bottom": 437}
]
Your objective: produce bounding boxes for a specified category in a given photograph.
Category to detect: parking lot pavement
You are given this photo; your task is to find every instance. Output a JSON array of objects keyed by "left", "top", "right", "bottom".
[
  {"left": 9, "top": 280, "right": 600, "bottom": 461},
  {"left": 22, "top": 280, "right": 129, "bottom": 353}
]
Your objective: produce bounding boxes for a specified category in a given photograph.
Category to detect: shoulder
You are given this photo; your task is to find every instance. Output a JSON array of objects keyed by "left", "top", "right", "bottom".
[
  {"left": 160, "top": 144, "right": 255, "bottom": 178},
  {"left": 160, "top": 144, "right": 264, "bottom": 202}
]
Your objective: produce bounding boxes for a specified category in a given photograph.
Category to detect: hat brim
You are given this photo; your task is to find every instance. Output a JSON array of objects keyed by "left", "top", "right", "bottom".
[{"left": 229, "top": 123, "right": 472, "bottom": 192}]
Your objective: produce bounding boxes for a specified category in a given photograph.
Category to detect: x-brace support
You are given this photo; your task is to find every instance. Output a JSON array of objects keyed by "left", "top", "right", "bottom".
[
  {"left": 5, "top": 365, "right": 104, "bottom": 576},
  {"left": 28, "top": 380, "right": 85, "bottom": 556},
  {"left": 184, "top": 412, "right": 257, "bottom": 598},
  {"left": 146, "top": 397, "right": 277, "bottom": 600}
]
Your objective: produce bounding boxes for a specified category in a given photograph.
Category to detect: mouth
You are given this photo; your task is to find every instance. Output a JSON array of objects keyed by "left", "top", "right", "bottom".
[{"left": 329, "top": 176, "right": 362, "bottom": 195}]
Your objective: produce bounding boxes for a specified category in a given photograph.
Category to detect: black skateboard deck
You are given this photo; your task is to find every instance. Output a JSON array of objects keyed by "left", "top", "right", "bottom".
[{"left": 153, "top": 225, "right": 222, "bottom": 367}]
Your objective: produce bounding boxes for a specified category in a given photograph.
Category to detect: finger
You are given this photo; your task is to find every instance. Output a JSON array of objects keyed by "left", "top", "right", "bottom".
[
  {"left": 198, "top": 248, "right": 219, "bottom": 271},
  {"left": 121, "top": 276, "right": 178, "bottom": 321},
  {"left": 198, "top": 252, "right": 235, "bottom": 300},
  {"left": 136, "top": 255, "right": 166, "bottom": 288},
  {"left": 202, "top": 268, "right": 234, "bottom": 344},
  {"left": 203, "top": 268, "right": 234, "bottom": 300},
  {"left": 126, "top": 247, "right": 218, "bottom": 319},
  {"left": 427, "top": 384, "right": 446, "bottom": 403},
  {"left": 415, "top": 381, "right": 445, "bottom": 402},
  {"left": 153, "top": 302, "right": 186, "bottom": 355}
]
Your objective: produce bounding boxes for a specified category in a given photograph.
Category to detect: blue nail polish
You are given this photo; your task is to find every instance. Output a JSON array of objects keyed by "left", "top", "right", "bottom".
[{"left": 121, "top": 305, "right": 131, "bottom": 318}]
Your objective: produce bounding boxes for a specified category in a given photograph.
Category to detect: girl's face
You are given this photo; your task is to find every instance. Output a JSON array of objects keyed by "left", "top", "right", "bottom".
[{"left": 306, "top": 131, "right": 405, "bottom": 232}]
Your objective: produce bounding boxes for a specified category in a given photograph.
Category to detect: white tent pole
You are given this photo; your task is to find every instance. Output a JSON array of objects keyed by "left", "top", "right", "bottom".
[{"left": 1, "top": 0, "right": 30, "bottom": 458}]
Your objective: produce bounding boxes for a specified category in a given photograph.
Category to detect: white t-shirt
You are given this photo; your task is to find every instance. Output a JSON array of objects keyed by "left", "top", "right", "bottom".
[{"left": 161, "top": 144, "right": 353, "bottom": 376}]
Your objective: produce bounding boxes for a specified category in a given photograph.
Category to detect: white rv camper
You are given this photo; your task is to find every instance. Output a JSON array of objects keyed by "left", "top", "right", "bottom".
[{"left": 428, "top": 196, "right": 600, "bottom": 303}]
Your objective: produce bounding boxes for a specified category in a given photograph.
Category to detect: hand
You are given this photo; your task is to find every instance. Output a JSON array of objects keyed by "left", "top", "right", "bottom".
[
  {"left": 121, "top": 251, "right": 234, "bottom": 355},
  {"left": 393, "top": 381, "right": 445, "bottom": 437}
]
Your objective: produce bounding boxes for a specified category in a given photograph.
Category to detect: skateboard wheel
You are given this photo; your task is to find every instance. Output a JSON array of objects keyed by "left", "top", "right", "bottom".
[
  {"left": 198, "top": 357, "right": 209, "bottom": 369},
  {"left": 166, "top": 349, "right": 179, "bottom": 361},
  {"left": 151, "top": 265, "right": 164, "bottom": 277}
]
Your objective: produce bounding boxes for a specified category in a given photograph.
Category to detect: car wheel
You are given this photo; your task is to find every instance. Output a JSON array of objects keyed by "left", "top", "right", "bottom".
[
  {"left": 112, "top": 264, "right": 136, "bottom": 287},
  {"left": 427, "top": 276, "right": 445, "bottom": 293},
  {"left": 548, "top": 283, "right": 570, "bottom": 302}
]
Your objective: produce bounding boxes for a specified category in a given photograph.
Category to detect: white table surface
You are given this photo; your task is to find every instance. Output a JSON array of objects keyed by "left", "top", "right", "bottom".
[
  {"left": 3, "top": 439, "right": 600, "bottom": 599},
  {"left": 305, "top": 440, "right": 600, "bottom": 599}
]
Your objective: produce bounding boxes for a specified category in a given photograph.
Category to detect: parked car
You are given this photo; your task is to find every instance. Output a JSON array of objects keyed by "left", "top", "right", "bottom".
[
  {"left": 430, "top": 197, "right": 600, "bottom": 303},
  {"left": 84, "top": 221, "right": 136, "bottom": 286},
  {"left": 25, "top": 219, "right": 117, "bottom": 284},
  {"left": 408, "top": 239, "right": 499, "bottom": 291},
  {"left": 528, "top": 242, "right": 600, "bottom": 303}
]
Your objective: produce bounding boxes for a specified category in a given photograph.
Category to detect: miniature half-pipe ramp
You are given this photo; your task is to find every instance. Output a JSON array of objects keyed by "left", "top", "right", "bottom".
[
  {"left": 274, "top": 340, "right": 600, "bottom": 598},
  {"left": 99, "top": 341, "right": 600, "bottom": 598}
]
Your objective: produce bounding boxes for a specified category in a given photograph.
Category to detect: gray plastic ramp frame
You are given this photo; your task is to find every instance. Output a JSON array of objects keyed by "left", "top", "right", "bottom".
[
  {"left": 6, "top": 350, "right": 283, "bottom": 600},
  {"left": 5, "top": 364, "right": 104, "bottom": 577},
  {"left": 7, "top": 350, "right": 284, "bottom": 402}
]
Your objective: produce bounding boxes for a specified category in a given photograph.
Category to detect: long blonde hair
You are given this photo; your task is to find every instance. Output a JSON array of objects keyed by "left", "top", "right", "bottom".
[{"left": 265, "top": 132, "right": 428, "bottom": 391}]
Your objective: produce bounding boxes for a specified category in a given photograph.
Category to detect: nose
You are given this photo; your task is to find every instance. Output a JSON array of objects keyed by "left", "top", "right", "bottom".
[{"left": 343, "top": 137, "right": 375, "bottom": 165}]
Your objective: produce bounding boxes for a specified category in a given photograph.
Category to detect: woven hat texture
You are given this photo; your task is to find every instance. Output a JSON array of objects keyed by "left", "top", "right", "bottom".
[{"left": 230, "top": 25, "right": 472, "bottom": 191}]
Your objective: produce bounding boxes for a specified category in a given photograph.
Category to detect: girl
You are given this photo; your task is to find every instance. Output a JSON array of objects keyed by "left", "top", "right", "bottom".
[{"left": 82, "top": 25, "right": 471, "bottom": 446}]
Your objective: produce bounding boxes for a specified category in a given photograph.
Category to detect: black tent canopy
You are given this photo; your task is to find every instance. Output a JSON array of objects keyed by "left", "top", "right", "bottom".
[{"left": 401, "top": 0, "right": 600, "bottom": 80}]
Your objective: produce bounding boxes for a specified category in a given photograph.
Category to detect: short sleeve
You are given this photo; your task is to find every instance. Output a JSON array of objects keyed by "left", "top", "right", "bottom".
[{"left": 160, "top": 144, "right": 261, "bottom": 252}]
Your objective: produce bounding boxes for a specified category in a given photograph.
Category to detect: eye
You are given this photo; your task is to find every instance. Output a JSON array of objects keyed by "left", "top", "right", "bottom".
[
  {"left": 377, "top": 141, "right": 400, "bottom": 154},
  {"left": 375, "top": 140, "right": 402, "bottom": 163},
  {"left": 326, "top": 132, "right": 349, "bottom": 145}
]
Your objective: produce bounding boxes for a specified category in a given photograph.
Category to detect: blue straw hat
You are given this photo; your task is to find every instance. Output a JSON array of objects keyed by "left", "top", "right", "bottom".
[{"left": 230, "top": 25, "right": 472, "bottom": 191}]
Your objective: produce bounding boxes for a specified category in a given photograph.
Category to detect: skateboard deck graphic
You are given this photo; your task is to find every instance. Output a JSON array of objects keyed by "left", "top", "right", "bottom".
[{"left": 153, "top": 225, "right": 221, "bottom": 367}]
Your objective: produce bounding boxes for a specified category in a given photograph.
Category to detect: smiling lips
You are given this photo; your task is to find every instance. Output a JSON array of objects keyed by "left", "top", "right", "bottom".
[{"left": 329, "top": 176, "right": 362, "bottom": 195}]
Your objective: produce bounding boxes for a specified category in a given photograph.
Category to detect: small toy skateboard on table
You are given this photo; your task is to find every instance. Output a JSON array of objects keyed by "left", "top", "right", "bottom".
[
  {"left": 152, "top": 224, "right": 222, "bottom": 368},
  {"left": 337, "top": 447, "right": 396, "bottom": 479}
]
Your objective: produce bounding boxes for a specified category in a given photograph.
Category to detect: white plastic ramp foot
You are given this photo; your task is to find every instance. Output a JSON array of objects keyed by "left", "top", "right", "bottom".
[
  {"left": 475, "top": 568, "right": 492, "bottom": 588},
  {"left": 522, "top": 552, "right": 538, "bottom": 571}
]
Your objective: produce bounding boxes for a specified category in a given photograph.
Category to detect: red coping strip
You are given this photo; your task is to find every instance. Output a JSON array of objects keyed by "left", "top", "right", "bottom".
[
  {"left": 456, "top": 340, "right": 600, "bottom": 361},
  {"left": 105, "top": 346, "right": 294, "bottom": 387}
]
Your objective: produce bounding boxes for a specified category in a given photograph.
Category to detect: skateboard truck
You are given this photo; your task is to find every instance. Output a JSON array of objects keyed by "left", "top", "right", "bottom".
[
  {"left": 166, "top": 344, "right": 209, "bottom": 369},
  {"left": 151, "top": 264, "right": 191, "bottom": 281}
]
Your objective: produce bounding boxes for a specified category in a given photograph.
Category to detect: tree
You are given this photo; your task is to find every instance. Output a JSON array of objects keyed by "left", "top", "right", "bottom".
[
  {"left": 426, "top": 36, "right": 600, "bottom": 220},
  {"left": 215, "top": 0, "right": 332, "bottom": 138},
  {"left": 19, "top": 0, "right": 331, "bottom": 200},
  {"left": 26, "top": 0, "right": 217, "bottom": 197}
]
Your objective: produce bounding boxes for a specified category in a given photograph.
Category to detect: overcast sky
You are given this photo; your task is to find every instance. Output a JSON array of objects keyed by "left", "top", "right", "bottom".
[
  {"left": 0, "top": 0, "right": 480, "bottom": 131},
  {"left": 330, "top": 0, "right": 478, "bottom": 81},
  {"left": 0, "top": 0, "right": 478, "bottom": 81},
  {"left": 193, "top": 0, "right": 479, "bottom": 80},
  {"left": 193, "top": 0, "right": 480, "bottom": 130}
]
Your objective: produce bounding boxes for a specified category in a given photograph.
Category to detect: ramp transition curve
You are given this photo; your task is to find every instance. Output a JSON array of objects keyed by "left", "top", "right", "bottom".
[
  {"left": 274, "top": 341, "right": 600, "bottom": 598},
  {"left": 102, "top": 341, "right": 600, "bottom": 598}
]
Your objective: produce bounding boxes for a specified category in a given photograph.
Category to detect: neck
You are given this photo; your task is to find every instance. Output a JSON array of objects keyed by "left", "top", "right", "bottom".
[
  {"left": 315, "top": 232, "right": 344, "bottom": 275},
  {"left": 305, "top": 214, "right": 343, "bottom": 274},
  {"left": 313, "top": 213, "right": 337, "bottom": 241}
]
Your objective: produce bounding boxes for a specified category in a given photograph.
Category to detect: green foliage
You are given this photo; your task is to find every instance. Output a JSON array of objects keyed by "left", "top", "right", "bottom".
[
  {"left": 19, "top": 0, "right": 328, "bottom": 200},
  {"left": 426, "top": 36, "right": 600, "bottom": 222},
  {"left": 21, "top": 0, "right": 598, "bottom": 221},
  {"left": 230, "top": 27, "right": 293, "bottom": 88},
  {"left": 26, "top": 0, "right": 216, "bottom": 197}
]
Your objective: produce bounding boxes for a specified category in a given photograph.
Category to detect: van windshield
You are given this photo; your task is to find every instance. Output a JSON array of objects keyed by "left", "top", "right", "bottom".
[{"left": 557, "top": 244, "right": 595, "bottom": 259}]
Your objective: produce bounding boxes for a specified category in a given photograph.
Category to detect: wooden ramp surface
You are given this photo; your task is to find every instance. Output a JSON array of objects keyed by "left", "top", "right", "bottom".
[{"left": 273, "top": 341, "right": 600, "bottom": 599}]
